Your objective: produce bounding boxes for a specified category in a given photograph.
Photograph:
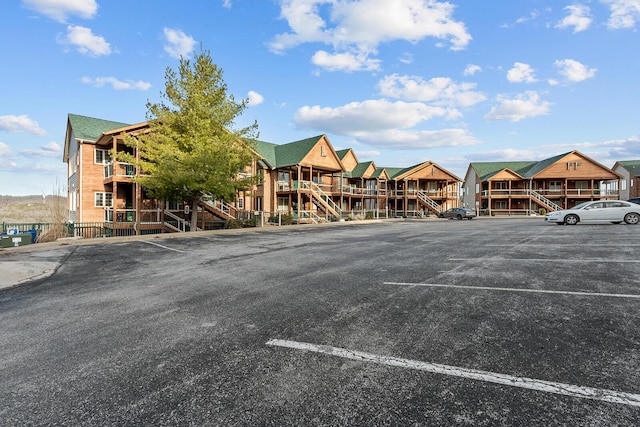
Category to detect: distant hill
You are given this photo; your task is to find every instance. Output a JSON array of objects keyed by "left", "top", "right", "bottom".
[{"left": 0, "top": 195, "right": 68, "bottom": 224}]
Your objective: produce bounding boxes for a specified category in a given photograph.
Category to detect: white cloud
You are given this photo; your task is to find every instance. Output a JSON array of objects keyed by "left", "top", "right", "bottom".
[
  {"left": 464, "top": 64, "right": 482, "bottom": 76},
  {"left": 20, "top": 141, "right": 62, "bottom": 158},
  {"left": 58, "top": 25, "right": 111, "bottom": 56},
  {"left": 22, "top": 0, "right": 98, "bottom": 23},
  {"left": 222, "top": 0, "right": 232, "bottom": 8},
  {"left": 378, "top": 74, "right": 486, "bottom": 108},
  {"left": 269, "top": 0, "right": 471, "bottom": 71},
  {"left": 601, "top": 0, "right": 640, "bottom": 29},
  {"left": 311, "top": 50, "right": 381, "bottom": 72},
  {"left": 0, "top": 115, "right": 46, "bottom": 136},
  {"left": 247, "top": 91, "right": 264, "bottom": 106},
  {"left": 354, "top": 150, "right": 381, "bottom": 159},
  {"left": 506, "top": 62, "right": 537, "bottom": 83},
  {"left": 163, "top": 28, "right": 196, "bottom": 59},
  {"left": 295, "top": 99, "right": 449, "bottom": 134},
  {"left": 556, "top": 4, "right": 592, "bottom": 32},
  {"left": 293, "top": 98, "right": 478, "bottom": 149},
  {"left": 554, "top": 59, "right": 597, "bottom": 82},
  {"left": 484, "top": 91, "right": 552, "bottom": 122},
  {"left": 0, "top": 142, "right": 15, "bottom": 156},
  {"left": 354, "top": 128, "right": 479, "bottom": 149},
  {"left": 81, "top": 76, "right": 151, "bottom": 90},
  {"left": 399, "top": 52, "right": 414, "bottom": 64}
]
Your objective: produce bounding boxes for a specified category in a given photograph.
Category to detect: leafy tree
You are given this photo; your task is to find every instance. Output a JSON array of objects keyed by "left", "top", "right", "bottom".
[{"left": 121, "top": 46, "right": 258, "bottom": 231}]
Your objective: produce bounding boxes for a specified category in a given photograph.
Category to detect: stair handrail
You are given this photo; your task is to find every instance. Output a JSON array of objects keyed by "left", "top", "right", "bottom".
[
  {"left": 417, "top": 190, "right": 443, "bottom": 213},
  {"left": 528, "top": 190, "right": 562, "bottom": 212}
]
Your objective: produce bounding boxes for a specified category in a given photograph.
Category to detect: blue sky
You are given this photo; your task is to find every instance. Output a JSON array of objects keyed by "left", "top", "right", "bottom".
[{"left": 2, "top": 0, "right": 640, "bottom": 195}]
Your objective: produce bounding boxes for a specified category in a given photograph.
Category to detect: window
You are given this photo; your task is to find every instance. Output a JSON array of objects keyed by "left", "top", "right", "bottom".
[
  {"left": 494, "top": 181, "right": 508, "bottom": 190},
  {"left": 95, "top": 149, "right": 111, "bottom": 164},
  {"left": 549, "top": 181, "right": 562, "bottom": 191},
  {"left": 495, "top": 200, "right": 507, "bottom": 210},
  {"left": 277, "top": 197, "right": 289, "bottom": 212},
  {"left": 278, "top": 171, "right": 290, "bottom": 182},
  {"left": 576, "top": 181, "right": 589, "bottom": 189},
  {"left": 95, "top": 192, "right": 113, "bottom": 207},
  {"left": 320, "top": 145, "right": 327, "bottom": 157},
  {"left": 237, "top": 198, "right": 244, "bottom": 209}
]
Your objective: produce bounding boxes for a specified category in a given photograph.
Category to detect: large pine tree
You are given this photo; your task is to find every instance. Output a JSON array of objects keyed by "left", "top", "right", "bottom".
[{"left": 123, "top": 46, "right": 258, "bottom": 231}]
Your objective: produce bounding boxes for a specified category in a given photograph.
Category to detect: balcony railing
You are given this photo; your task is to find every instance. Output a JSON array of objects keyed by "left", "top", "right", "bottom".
[
  {"left": 481, "top": 188, "right": 619, "bottom": 197},
  {"left": 104, "top": 162, "right": 136, "bottom": 179}
]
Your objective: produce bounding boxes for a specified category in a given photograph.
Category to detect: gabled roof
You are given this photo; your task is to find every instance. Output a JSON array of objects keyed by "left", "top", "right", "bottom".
[
  {"left": 253, "top": 135, "right": 343, "bottom": 170},
  {"left": 383, "top": 166, "right": 413, "bottom": 179},
  {"left": 470, "top": 161, "right": 537, "bottom": 181},
  {"left": 68, "top": 113, "right": 130, "bottom": 142},
  {"left": 614, "top": 160, "right": 640, "bottom": 177},
  {"left": 274, "top": 135, "right": 324, "bottom": 167},
  {"left": 335, "top": 148, "right": 351, "bottom": 161},
  {"left": 253, "top": 140, "right": 278, "bottom": 168},
  {"left": 348, "top": 161, "right": 375, "bottom": 178}
]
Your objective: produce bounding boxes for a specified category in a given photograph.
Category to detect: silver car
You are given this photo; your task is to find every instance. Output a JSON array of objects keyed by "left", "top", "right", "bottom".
[{"left": 544, "top": 200, "right": 640, "bottom": 225}]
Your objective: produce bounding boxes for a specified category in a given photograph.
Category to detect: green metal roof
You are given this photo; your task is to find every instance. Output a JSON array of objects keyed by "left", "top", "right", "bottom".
[
  {"left": 253, "top": 135, "right": 326, "bottom": 169},
  {"left": 335, "top": 148, "right": 350, "bottom": 160},
  {"left": 520, "top": 152, "right": 570, "bottom": 176},
  {"left": 253, "top": 139, "right": 278, "bottom": 168},
  {"left": 273, "top": 135, "right": 323, "bottom": 168},
  {"left": 617, "top": 160, "right": 640, "bottom": 176},
  {"left": 68, "top": 113, "right": 130, "bottom": 141},
  {"left": 349, "top": 161, "right": 374, "bottom": 178},
  {"left": 470, "top": 161, "right": 538, "bottom": 181}
]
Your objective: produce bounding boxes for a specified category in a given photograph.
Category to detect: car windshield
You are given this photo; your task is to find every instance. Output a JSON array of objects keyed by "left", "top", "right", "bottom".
[{"left": 571, "top": 202, "right": 591, "bottom": 210}]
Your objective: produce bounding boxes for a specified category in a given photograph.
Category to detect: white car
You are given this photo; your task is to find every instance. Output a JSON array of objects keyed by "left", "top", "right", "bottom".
[{"left": 544, "top": 200, "right": 640, "bottom": 225}]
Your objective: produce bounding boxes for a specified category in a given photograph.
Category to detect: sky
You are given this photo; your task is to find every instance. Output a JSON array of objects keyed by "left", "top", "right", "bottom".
[{"left": 2, "top": 0, "right": 640, "bottom": 195}]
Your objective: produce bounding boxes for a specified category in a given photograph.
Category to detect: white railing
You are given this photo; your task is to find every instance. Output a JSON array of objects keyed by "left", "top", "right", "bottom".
[
  {"left": 104, "top": 162, "right": 135, "bottom": 179},
  {"left": 201, "top": 198, "right": 236, "bottom": 219},
  {"left": 416, "top": 190, "right": 443, "bottom": 213},
  {"left": 164, "top": 210, "right": 197, "bottom": 232},
  {"left": 528, "top": 190, "right": 562, "bottom": 212},
  {"left": 299, "top": 180, "right": 342, "bottom": 217}
]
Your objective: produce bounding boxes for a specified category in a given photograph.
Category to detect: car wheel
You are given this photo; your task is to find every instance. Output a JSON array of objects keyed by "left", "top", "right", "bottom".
[
  {"left": 467, "top": 217, "right": 473, "bottom": 220},
  {"left": 624, "top": 212, "right": 640, "bottom": 225},
  {"left": 438, "top": 213, "right": 444, "bottom": 218},
  {"left": 564, "top": 214, "right": 579, "bottom": 225},
  {"left": 456, "top": 215, "right": 462, "bottom": 220}
]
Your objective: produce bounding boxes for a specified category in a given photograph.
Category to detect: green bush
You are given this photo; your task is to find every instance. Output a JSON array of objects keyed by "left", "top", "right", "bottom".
[{"left": 365, "top": 211, "right": 374, "bottom": 220}]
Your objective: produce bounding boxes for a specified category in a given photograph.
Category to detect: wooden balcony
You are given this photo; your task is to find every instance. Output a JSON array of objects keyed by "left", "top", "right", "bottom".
[{"left": 103, "top": 162, "right": 136, "bottom": 184}]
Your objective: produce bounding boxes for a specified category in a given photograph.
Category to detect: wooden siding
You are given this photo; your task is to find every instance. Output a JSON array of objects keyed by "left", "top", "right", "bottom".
[{"left": 535, "top": 152, "right": 618, "bottom": 180}]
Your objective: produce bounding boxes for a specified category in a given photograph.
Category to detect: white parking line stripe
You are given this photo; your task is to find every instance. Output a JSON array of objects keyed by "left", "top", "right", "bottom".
[
  {"left": 383, "top": 282, "right": 640, "bottom": 299},
  {"left": 449, "top": 258, "right": 640, "bottom": 263},
  {"left": 140, "top": 240, "right": 185, "bottom": 253},
  {"left": 266, "top": 339, "right": 640, "bottom": 407}
]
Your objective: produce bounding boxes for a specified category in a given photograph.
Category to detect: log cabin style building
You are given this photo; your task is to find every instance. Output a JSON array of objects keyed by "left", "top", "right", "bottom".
[
  {"left": 63, "top": 114, "right": 462, "bottom": 234},
  {"left": 462, "top": 151, "right": 622, "bottom": 215}
]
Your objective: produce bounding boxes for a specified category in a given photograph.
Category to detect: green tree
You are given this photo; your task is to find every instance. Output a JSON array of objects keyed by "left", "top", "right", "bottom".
[{"left": 122, "top": 46, "right": 258, "bottom": 231}]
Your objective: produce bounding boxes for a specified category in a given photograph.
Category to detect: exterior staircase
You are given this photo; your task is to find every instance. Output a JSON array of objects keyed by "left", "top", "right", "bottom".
[
  {"left": 300, "top": 181, "right": 342, "bottom": 219},
  {"left": 528, "top": 190, "right": 562, "bottom": 212},
  {"left": 200, "top": 198, "right": 237, "bottom": 220},
  {"left": 417, "top": 190, "right": 443, "bottom": 214}
]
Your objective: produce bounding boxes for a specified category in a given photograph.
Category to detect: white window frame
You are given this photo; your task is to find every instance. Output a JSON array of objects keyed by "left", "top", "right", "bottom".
[
  {"left": 95, "top": 192, "right": 113, "bottom": 207},
  {"left": 95, "top": 149, "right": 111, "bottom": 165}
]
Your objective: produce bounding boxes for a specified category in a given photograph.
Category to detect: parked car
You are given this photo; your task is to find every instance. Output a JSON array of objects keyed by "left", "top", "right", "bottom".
[
  {"left": 438, "top": 207, "right": 476, "bottom": 220},
  {"left": 544, "top": 200, "right": 640, "bottom": 225},
  {"left": 628, "top": 197, "right": 640, "bottom": 205}
]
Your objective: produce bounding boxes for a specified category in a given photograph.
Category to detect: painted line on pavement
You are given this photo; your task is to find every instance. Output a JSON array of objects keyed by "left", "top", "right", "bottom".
[
  {"left": 140, "top": 240, "right": 185, "bottom": 253},
  {"left": 383, "top": 282, "right": 640, "bottom": 299},
  {"left": 449, "top": 258, "right": 640, "bottom": 263},
  {"left": 266, "top": 339, "right": 640, "bottom": 407}
]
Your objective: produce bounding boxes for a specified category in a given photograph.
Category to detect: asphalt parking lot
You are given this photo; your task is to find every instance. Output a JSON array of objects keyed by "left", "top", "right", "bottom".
[{"left": 1, "top": 218, "right": 639, "bottom": 425}]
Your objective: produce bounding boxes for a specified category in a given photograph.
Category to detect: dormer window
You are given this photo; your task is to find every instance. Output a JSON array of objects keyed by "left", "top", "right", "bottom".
[{"left": 320, "top": 145, "right": 327, "bottom": 157}]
